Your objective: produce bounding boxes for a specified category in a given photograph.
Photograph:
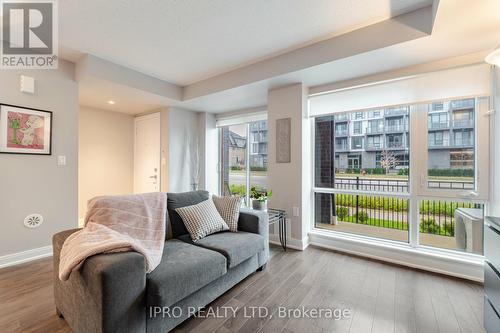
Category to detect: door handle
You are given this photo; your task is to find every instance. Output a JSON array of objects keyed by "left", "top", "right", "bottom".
[{"left": 149, "top": 175, "right": 157, "bottom": 179}]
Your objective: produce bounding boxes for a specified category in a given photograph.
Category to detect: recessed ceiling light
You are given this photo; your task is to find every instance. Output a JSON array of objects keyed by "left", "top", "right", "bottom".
[{"left": 107, "top": 100, "right": 115, "bottom": 105}]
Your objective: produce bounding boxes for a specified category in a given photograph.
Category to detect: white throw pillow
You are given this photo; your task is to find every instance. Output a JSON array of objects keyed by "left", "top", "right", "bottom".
[
  {"left": 175, "top": 199, "right": 229, "bottom": 241},
  {"left": 212, "top": 195, "right": 242, "bottom": 232}
]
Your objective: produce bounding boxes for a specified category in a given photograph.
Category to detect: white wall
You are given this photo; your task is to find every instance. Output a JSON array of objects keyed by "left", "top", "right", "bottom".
[
  {"left": 0, "top": 61, "right": 78, "bottom": 257},
  {"left": 167, "top": 107, "right": 200, "bottom": 192},
  {"left": 267, "top": 83, "right": 309, "bottom": 247},
  {"left": 491, "top": 66, "right": 500, "bottom": 216},
  {"left": 78, "top": 106, "right": 134, "bottom": 220},
  {"left": 198, "top": 112, "right": 219, "bottom": 195}
]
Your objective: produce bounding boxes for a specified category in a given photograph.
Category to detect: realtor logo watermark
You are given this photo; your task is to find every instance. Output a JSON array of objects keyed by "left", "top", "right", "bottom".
[{"left": 1, "top": 0, "right": 58, "bottom": 69}]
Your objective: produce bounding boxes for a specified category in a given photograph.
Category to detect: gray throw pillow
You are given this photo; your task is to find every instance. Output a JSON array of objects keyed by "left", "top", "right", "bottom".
[
  {"left": 175, "top": 199, "right": 229, "bottom": 242},
  {"left": 212, "top": 195, "right": 242, "bottom": 232}
]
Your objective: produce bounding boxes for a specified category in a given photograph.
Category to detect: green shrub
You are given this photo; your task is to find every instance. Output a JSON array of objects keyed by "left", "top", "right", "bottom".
[
  {"left": 420, "top": 218, "right": 439, "bottom": 234},
  {"left": 250, "top": 166, "right": 267, "bottom": 172},
  {"left": 230, "top": 166, "right": 242, "bottom": 171},
  {"left": 356, "top": 211, "right": 369, "bottom": 223},
  {"left": 419, "top": 200, "right": 477, "bottom": 217},
  {"left": 336, "top": 206, "right": 349, "bottom": 220},
  {"left": 398, "top": 168, "right": 409, "bottom": 176},
  {"left": 229, "top": 184, "right": 246, "bottom": 196},
  {"left": 335, "top": 194, "right": 408, "bottom": 212},
  {"left": 443, "top": 223, "right": 455, "bottom": 237}
]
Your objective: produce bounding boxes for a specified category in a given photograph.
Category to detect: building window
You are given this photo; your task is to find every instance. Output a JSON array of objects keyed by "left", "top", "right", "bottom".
[
  {"left": 366, "top": 135, "right": 382, "bottom": 148},
  {"left": 354, "top": 112, "right": 364, "bottom": 119},
  {"left": 351, "top": 136, "right": 363, "bottom": 149},
  {"left": 220, "top": 120, "right": 268, "bottom": 205},
  {"left": 353, "top": 121, "right": 362, "bottom": 134},
  {"left": 367, "top": 119, "right": 383, "bottom": 134},
  {"left": 428, "top": 131, "right": 449, "bottom": 147}
]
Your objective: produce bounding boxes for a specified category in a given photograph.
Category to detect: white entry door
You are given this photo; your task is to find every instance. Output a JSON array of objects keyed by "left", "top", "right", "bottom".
[{"left": 134, "top": 113, "right": 161, "bottom": 193}]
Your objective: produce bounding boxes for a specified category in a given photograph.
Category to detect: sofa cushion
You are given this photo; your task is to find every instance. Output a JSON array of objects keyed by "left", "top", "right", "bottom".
[
  {"left": 167, "top": 190, "right": 209, "bottom": 239},
  {"left": 176, "top": 199, "right": 229, "bottom": 242},
  {"left": 212, "top": 195, "right": 242, "bottom": 232},
  {"left": 147, "top": 239, "right": 227, "bottom": 307},
  {"left": 178, "top": 231, "right": 265, "bottom": 268}
]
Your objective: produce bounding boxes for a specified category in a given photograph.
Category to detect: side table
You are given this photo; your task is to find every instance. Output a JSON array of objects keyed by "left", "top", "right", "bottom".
[{"left": 267, "top": 208, "right": 287, "bottom": 251}]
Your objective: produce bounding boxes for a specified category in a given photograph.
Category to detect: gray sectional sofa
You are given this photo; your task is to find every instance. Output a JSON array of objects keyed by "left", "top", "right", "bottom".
[{"left": 52, "top": 190, "right": 269, "bottom": 333}]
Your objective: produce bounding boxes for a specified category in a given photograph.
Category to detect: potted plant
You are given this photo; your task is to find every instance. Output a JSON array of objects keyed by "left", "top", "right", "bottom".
[{"left": 250, "top": 186, "right": 272, "bottom": 211}]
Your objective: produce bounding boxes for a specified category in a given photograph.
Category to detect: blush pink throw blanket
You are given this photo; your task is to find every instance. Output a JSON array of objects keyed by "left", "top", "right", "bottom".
[{"left": 59, "top": 192, "right": 166, "bottom": 281}]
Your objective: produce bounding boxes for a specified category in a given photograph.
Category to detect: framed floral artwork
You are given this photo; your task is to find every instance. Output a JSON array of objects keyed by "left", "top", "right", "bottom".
[{"left": 0, "top": 104, "right": 52, "bottom": 155}]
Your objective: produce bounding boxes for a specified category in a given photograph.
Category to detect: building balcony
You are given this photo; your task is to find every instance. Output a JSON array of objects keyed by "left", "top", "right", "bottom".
[
  {"left": 385, "top": 124, "right": 407, "bottom": 132},
  {"left": 428, "top": 122, "right": 449, "bottom": 130},
  {"left": 335, "top": 129, "right": 349, "bottom": 136},
  {"left": 334, "top": 114, "right": 349, "bottom": 122},
  {"left": 428, "top": 141, "right": 450, "bottom": 149},
  {"left": 453, "top": 139, "right": 474, "bottom": 147},
  {"left": 451, "top": 99, "right": 474, "bottom": 109},
  {"left": 386, "top": 142, "right": 406, "bottom": 149},
  {"left": 384, "top": 107, "right": 408, "bottom": 117},
  {"left": 365, "top": 127, "right": 384, "bottom": 134},
  {"left": 335, "top": 144, "right": 350, "bottom": 152},
  {"left": 365, "top": 143, "right": 383, "bottom": 151},
  {"left": 452, "top": 119, "right": 474, "bottom": 128}
]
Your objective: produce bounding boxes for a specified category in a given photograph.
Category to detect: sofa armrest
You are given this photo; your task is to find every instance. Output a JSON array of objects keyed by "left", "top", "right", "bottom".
[
  {"left": 53, "top": 230, "right": 147, "bottom": 333},
  {"left": 238, "top": 208, "right": 268, "bottom": 236},
  {"left": 238, "top": 209, "right": 269, "bottom": 267}
]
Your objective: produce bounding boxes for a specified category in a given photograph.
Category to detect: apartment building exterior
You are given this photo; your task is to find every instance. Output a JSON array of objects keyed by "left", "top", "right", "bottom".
[
  {"left": 248, "top": 121, "right": 268, "bottom": 168},
  {"left": 329, "top": 98, "right": 475, "bottom": 172}
]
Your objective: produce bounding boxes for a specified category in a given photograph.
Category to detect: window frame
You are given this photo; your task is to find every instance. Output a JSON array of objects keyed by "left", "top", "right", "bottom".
[
  {"left": 219, "top": 120, "right": 268, "bottom": 206},
  {"left": 311, "top": 96, "right": 490, "bottom": 255}
]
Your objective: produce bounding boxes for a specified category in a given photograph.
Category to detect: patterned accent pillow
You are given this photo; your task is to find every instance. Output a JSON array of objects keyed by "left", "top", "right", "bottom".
[
  {"left": 212, "top": 195, "right": 242, "bottom": 232},
  {"left": 175, "top": 199, "right": 229, "bottom": 241}
]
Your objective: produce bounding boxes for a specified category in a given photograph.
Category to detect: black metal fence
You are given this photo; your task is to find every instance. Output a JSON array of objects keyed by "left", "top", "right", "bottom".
[
  {"left": 419, "top": 200, "right": 483, "bottom": 236},
  {"left": 330, "top": 192, "right": 483, "bottom": 237},
  {"left": 334, "top": 193, "right": 408, "bottom": 231},
  {"left": 333, "top": 177, "right": 474, "bottom": 192},
  {"left": 334, "top": 177, "right": 408, "bottom": 192}
]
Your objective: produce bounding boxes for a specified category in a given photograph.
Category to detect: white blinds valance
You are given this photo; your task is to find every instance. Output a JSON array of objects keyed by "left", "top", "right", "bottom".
[
  {"left": 309, "top": 64, "right": 491, "bottom": 117},
  {"left": 215, "top": 110, "right": 267, "bottom": 127}
]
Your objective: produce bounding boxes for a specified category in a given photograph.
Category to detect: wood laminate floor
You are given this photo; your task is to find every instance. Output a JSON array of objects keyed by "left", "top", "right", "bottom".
[{"left": 0, "top": 246, "right": 485, "bottom": 333}]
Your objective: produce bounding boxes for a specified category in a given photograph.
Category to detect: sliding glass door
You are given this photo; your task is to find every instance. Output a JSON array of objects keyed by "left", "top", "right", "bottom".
[{"left": 220, "top": 120, "right": 268, "bottom": 206}]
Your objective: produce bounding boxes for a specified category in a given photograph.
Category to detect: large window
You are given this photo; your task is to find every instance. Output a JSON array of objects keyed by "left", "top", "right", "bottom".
[
  {"left": 313, "top": 97, "right": 489, "bottom": 254},
  {"left": 315, "top": 106, "right": 411, "bottom": 243},
  {"left": 220, "top": 120, "right": 268, "bottom": 205}
]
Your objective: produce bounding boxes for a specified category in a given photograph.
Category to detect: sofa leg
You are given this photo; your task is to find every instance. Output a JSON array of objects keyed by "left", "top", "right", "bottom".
[
  {"left": 257, "top": 264, "right": 267, "bottom": 272},
  {"left": 56, "top": 308, "right": 64, "bottom": 318}
]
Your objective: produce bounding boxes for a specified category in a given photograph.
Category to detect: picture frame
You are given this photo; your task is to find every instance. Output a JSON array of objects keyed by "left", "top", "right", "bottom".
[
  {"left": 0, "top": 104, "right": 52, "bottom": 155},
  {"left": 276, "top": 117, "right": 291, "bottom": 163}
]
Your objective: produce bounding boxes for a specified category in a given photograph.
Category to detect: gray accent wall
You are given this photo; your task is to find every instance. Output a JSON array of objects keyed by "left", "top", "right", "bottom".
[
  {"left": 167, "top": 107, "right": 201, "bottom": 193},
  {"left": 0, "top": 61, "right": 79, "bottom": 256}
]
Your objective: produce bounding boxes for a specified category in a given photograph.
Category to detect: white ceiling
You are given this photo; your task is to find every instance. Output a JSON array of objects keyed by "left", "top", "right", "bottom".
[
  {"left": 68, "top": 0, "right": 500, "bottom": 114},
  {"left": 60, "top": 0, "right": 431, "bottom": 85}
]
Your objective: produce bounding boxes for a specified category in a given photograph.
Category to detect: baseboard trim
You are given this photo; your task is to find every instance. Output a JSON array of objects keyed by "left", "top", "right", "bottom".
[
  {"left": 269, "top": 234, "right": 309, "bottom": 251},
  {"left": 308, "top": 230, "right": 484, "bottom": 282},
  {"left": 0, "top": 245, "right": 53, "bottom": 269}
]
